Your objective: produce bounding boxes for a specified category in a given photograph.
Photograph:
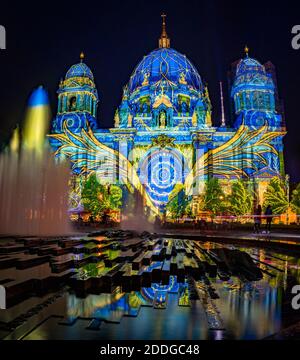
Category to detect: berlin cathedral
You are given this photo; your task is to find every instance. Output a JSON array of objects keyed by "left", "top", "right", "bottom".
[{"left": 49, "top": 15, "right": 286, "bottom": 216}]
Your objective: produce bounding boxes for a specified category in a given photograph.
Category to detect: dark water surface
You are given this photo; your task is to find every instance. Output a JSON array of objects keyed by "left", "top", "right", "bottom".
[{"left": 17, "top": 241, "right": 300, "bottom": 340}]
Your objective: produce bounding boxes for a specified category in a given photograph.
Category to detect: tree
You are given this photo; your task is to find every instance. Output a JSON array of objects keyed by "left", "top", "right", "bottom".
[
  {"left": 228, "top": 180, "right": 253, "bottom": 216},
  {"left": 81, "top": 173, "right": 122, "bottom": 217},
  {"left": 108, "top": 184, "right": 123, "bottom": 210},
  {"left": 203, "top": 177, "right": 226, "bottom": 216},
  {"left": 166, "top": 184, "right": 191, "bottom": 220},
  {"left": 263, "top": 177, "right": 288, "bottom": 214},
  {"left": 291, "top": 183, "right": 300, "bottom": 214},
  {"left": 81, "top": 174, "right": 104, "bottom": 216}
]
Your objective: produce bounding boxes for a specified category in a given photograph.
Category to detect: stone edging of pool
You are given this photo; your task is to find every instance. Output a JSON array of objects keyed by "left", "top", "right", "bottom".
[{"left": 153, "top": 232, "right": 300, "bottom": 254}]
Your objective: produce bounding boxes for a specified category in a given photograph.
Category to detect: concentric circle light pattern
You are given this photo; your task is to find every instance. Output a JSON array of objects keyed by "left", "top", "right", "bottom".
[{"left": 138, "top": 148, "right": 189, "bottom": 209}]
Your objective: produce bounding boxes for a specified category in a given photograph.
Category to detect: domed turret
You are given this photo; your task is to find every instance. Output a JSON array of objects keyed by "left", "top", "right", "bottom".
[
  {"left": 65, "top": 52, "right": 94, "bottom": 81},
  {"left": 231, "top": 46, "right": 275, "bottom": 116},
  {"left": 52, "top": 53, "right": 98, "bottom": 133}
]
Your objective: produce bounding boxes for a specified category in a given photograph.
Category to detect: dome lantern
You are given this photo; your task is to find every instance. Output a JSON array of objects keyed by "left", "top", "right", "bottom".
[
  {"left": 158, "top": 13, "right": 170, "bottom": 48},
  {"left": 80, "top": 51, "right": 85, "bottom": 63}
]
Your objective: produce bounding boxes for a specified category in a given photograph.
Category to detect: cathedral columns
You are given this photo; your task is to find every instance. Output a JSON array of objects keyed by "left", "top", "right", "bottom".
[
  {"left": 113, "top": 133, "right": 135, "bottom": 184},
  {"left": 93, "top": 100, "right": 96, "bottom": 117},
  {"left": 63, "top": 96, "right": 67, "bottom": 112},
  {"left": 192, "top": 134, "right": 211, "bottom": 196},
  {"left": 89, "top": 96, "right": 92, "bottom": 113}
]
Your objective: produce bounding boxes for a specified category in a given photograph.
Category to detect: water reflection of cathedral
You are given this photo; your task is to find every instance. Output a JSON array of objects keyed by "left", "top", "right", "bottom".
[{"left": 49, "top": 15, "right": 286, "bottom": 214}]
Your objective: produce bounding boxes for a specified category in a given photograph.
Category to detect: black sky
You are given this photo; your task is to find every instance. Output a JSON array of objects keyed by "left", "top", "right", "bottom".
[{"left": 0, "top": 0, "right": 300, "bottom": 180}]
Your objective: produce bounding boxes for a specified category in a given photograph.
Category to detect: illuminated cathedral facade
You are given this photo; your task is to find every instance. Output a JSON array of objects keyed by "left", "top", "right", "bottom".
[{"left": 49, "top": 15, "right": 286, "bottom": 216}]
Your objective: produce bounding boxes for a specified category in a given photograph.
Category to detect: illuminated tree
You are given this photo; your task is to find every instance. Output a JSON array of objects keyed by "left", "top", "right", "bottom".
[
  {"left": 291, "top": 183, "right": 300, "bottom": 214},
  {"left": 263, "top": 177, "right": 288, "bottom": 214},
  {"left": 81, "top": 174, "right": 122, "bottom": 216},
  {"left": 228, "top": 180, "right": 253, "bottom": 216},
  {"left": 203, "top": 177, "right": 226, "bottom": 215},
  {"left": 108, "top": 184, "right": 123, "bottom": 209},
  {"left": 82, "top": 174, "right": 105, "bottom": 216},
  {"left": 166, "top": 184, "right": 191, "bottom": 220}
]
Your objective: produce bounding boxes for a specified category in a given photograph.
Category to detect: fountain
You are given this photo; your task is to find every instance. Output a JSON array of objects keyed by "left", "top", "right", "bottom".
[
  {"left": 0, "top": 86, "right": 71, "bottom": 236},
  {"left": 120, "top": 188, "right": 155, "bottom": 233}
]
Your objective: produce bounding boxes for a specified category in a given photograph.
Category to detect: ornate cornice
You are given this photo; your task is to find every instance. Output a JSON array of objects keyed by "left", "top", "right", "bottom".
[{"left": 151, "top": 134, "right": 175, "bottom": 148}]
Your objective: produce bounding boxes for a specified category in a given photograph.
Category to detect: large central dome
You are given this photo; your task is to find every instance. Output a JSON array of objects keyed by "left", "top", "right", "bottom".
[
  {"left": 128, "top": 47, "right": 203, "bottom": 94},
  {"left": 114, "top": 14, "right": 212, "bottom": 131}
]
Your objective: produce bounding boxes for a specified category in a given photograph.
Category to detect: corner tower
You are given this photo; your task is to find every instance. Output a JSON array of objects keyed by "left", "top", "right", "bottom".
[
  {"left": 52, "top": 52, "right": 98, "bottom": 133},
  {"left": 230, "top": 46, "right": 286, "bottom": 180},
  {"left": 231, "top": 47, "right": 282, "bottom": 129}
]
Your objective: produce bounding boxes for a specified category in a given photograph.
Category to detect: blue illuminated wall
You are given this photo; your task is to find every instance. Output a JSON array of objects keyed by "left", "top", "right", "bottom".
[{"left": 49, "top": 34, "right": 286, "bottom": 213}]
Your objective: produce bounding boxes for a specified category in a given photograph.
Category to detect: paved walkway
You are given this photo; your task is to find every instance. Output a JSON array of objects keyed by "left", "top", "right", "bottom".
[
  {"left": 151, "top": 228, "right": 300, "bottom": 250},
  {"left": 158, "top": 228, "right": 300, "bottom": 240}
]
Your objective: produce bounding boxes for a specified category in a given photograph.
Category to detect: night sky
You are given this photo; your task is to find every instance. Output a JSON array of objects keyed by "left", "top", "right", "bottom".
[{"left": 0, "top": 0, "right": 300, "bottom": 181}]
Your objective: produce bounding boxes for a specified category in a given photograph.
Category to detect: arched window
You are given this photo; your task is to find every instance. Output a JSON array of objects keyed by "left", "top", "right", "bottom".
[
  {"left": 68, "top": 96, "right": 77, "bottom": 112},
  {"left": 181, "top": 101, "right": 189, "bottom": 113}
]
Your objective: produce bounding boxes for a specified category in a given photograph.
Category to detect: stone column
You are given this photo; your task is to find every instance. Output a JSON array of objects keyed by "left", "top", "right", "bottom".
[
  {"left": 192, "top": 134, "right": 210, "bottom": 196},
  {"left": 114, "top": 134, "right": 135, "bottom": 185}
]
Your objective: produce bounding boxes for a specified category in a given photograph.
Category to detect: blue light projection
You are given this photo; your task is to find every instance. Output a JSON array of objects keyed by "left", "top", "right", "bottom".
[
  {"left": 48, "top": 20, "right": 286, "bottom": 214},
  {"left": 138, "top": 147, "right": 189, "bottom": 208}
]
